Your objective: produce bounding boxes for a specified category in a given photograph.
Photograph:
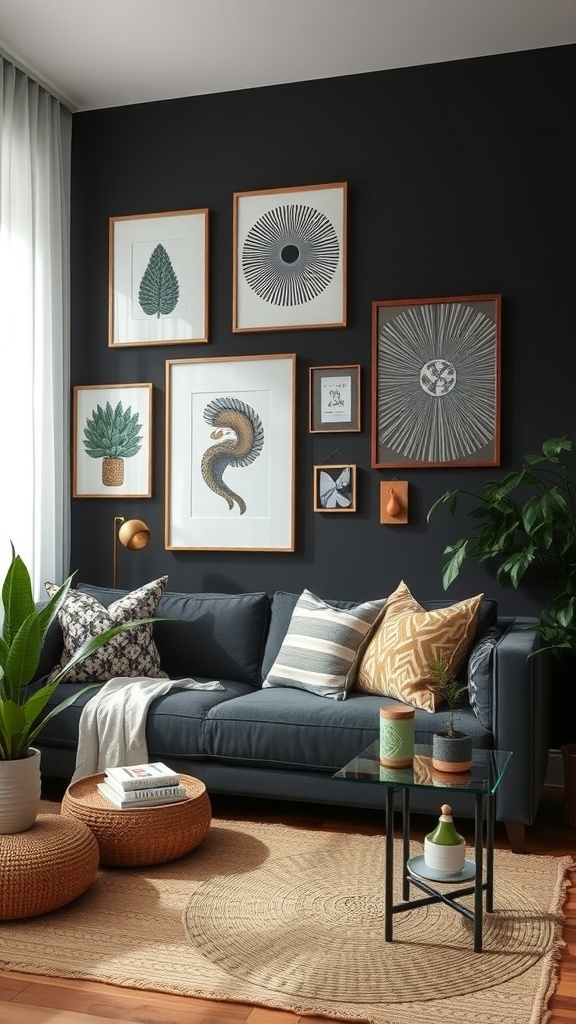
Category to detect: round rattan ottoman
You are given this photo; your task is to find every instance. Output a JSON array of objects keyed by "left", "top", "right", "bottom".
[
  {"left": 0, "top": 814, "right": 99, "bottom": 920},
  {"left": 61, "top": 773, "right": 212, "bottom": 867}
]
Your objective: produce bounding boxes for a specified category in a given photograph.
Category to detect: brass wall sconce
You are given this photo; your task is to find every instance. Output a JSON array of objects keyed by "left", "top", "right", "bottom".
[
  {"left": 113, "top": 516, "right": 151, "bottom": 587},
  {"left": 380, "top": 481, "right": 408, "bottom": 524}
]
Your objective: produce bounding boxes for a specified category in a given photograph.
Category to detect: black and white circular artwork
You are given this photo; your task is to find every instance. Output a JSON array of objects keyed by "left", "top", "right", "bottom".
[
  {"left": 377, "top": 301, "right": 497, "bottom": 464},
  {"left": 242, "top": 203, "right": 339, "bottom": 307}
]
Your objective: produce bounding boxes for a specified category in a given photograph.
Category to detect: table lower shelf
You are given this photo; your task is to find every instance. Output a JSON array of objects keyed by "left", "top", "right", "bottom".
[{"left": 407, "top": 855, "right": 477, "bottom": 884}]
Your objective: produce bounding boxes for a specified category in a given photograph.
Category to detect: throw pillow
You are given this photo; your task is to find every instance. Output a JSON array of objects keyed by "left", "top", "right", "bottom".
[
  {"left": 467, "top": 626, "right": 501, "bottom": 729},
  {"left": 44, "top": 576, "right": 169, "bottom": 683},
  {"left": 355, "top": 581, "right": 483, "bottom": 712},
  {"left": 262, "top": 588, "right": 388, "bottom": 700}
]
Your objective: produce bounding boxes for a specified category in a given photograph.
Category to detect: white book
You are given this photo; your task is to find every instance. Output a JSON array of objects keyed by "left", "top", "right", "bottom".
[
  {"left": 97, "top": 780, "right": 188, "bottom": 810},
  {"left": 105, "top": 761, "right": 180, "bottom": 791},
  {"left": 103, "top": 775, "right": 188, "bottom": 801}
]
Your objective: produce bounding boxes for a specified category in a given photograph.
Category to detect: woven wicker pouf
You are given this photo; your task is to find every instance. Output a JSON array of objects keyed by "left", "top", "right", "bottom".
[
  {"left": 0, "top": 814, "right": 99, "bottom": 920},
  {"left": 61, "top": 772, "right": 212, "bottom": 867}
]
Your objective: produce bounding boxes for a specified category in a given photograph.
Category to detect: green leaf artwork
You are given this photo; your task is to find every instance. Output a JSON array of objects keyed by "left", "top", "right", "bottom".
[
  {"left": 138, "top": 243, "right": 180, "bottom": 318},
  {"left": 83, "top": 402, "right": 143, "bottom": 460}
]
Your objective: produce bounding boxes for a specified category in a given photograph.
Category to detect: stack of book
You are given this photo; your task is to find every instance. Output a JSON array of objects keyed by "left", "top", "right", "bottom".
[{"left": 97, "top": 761, "right": 188, "bottom": 810}]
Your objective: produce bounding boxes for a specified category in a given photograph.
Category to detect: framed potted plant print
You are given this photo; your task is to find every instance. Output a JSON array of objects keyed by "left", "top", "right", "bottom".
[
  {"left": 232, "top": 182, "right": 347, "bottom": 332},
  {"left": 313, "top": 464, "right": 357, "bottom": 512},
  {"left": 309, "top": 364, "right": 361, "bottom": 432},
  {"left": 73, "top": 383, "right": 153, "bottom": 498},
  {"left": 165, "top": 354, "right": 296, "bottom": 551},
  {"left": 372, "top": 294, "right": 501, "bottom": 468},
  {"left": 109, "top": 208, "right": 209, "bottom": 347}
]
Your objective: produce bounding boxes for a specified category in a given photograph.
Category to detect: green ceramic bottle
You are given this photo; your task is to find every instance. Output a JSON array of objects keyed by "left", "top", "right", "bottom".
[{"left": 423, "top": 804, "right": 466, "bottom": 875}]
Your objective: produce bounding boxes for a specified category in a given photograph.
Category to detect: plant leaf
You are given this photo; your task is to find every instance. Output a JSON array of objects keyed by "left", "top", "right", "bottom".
[{"left": 441, "top": 539, "right": 468, "bottom": 590}]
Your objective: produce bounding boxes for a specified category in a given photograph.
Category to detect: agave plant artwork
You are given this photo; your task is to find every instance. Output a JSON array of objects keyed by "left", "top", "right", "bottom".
[
  {"left": 83, "top": 400, "right": 143, "bottom": 487},
  {"left": 0, "top": 546, "right": 153, "bottom": 760}
]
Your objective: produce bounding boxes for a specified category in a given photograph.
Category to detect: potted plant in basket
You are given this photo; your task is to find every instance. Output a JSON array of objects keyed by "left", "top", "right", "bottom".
[
  {"left": 428, "top": 657, "right": 472, "bottom": 773},
  {"left": 427, "top": 435, "right": 576, "bottom": 820},
  {"left": 0, "top": 545, "right": 153, "bottom": 834}
]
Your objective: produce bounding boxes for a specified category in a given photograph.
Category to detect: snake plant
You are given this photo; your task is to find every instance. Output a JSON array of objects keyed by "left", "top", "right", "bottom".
[
  {"left": 427, "top": 436, "right": 576, "bottom": 658},
  {"left": 0, "top": 547, "right": 153, "bottom": 759}
]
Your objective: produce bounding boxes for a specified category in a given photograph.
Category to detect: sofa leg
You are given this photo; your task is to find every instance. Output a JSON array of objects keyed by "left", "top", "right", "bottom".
[{"left": 504, "top": 821, "right": 526, "bottom": 854}]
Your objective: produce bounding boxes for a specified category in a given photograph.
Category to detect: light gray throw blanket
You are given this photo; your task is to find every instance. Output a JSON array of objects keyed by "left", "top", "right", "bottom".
[{"left": 71, "top": 675, "right": 224, "bottom": 782}]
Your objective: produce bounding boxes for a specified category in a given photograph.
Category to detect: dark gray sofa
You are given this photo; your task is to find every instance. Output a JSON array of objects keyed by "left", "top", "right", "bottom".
[{"left": 34, "top": 584, "right": 552, "bottom": 853}]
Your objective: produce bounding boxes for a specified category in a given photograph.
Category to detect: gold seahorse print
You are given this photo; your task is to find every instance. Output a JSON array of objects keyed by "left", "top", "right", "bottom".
[{"left": 201, "top": 397, "right": 264, "bottom": 514}]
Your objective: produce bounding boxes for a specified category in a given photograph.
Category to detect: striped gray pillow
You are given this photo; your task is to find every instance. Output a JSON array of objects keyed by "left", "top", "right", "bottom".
[{"left": 262, "top": 589, "right": 388, "bottom": 700}]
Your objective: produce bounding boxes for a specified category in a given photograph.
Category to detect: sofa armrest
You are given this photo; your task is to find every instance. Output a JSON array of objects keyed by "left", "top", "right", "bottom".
[{"left": 492, "top": 618, "right": 552, "bottom": 827}]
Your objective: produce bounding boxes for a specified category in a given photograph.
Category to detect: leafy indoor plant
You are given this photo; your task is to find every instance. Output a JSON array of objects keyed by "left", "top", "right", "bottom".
[
  {"left": 428, "top": 657, "right": 472, "bottom": 772},
  {"left": 0, "top": 546, "right": 151, "bottom": 832}
]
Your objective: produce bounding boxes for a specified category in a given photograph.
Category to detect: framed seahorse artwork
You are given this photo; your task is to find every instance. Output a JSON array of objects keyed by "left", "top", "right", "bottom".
[
  {"left": 109, "top": 209, "right": 209, "bottom": 347},
  {"left": 165, "top": 354, "right": 296, "bottom": 551},
  {"left": 232, "top": 182, "right": 347, "bottom": 332}
]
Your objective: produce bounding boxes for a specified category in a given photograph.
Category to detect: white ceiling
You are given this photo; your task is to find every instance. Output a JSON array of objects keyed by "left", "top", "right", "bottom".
[{"left": 0, "top": 0, "right": 574, "bottom": 112}]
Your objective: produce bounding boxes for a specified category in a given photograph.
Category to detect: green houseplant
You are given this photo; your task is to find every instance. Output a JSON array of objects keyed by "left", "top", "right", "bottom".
[
  {"left": 427, "top": 435, "right": 576, "bottom": 818},
  {"left": 428, "top": 657, "right": 472, "bottom": 773},
  {"left": 83, "top": 400, "right": 143, "bottom": 487},
  {"left": 0, "top": 546, "right": 152, "bottom": 832}
]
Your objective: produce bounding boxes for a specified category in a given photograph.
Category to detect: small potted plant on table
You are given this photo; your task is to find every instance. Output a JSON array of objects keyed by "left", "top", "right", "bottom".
[{"left": 429, "top": 657, "right": 472, "bottom": 773}]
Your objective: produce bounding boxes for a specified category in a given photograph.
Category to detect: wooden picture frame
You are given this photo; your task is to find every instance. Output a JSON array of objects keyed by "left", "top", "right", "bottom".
[
  {"left": 165, "top": 354, "right": 296, "bottom": 550},
  {"left": 232, "top": 182, "right": 347, "bottom": 332},
  {"left": 73, "top": 383, "right": 153, "bottom": 498},
  {"left": 109, "top": 208, "right": 209, "bottom": 347},
  {"left": 372, "top": 294, "right": 501, "bottom": 468},
  {"left": 309, "top": 364, "right": 361, "bottom": 433},
  {"left": 313, "top": 464, "right": 357, "bottom": 513}
]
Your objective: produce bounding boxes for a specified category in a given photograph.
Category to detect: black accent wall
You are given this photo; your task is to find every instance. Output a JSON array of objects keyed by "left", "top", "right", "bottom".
[{"left": 70, "top": 45, "right": 575, "bottom": 737}]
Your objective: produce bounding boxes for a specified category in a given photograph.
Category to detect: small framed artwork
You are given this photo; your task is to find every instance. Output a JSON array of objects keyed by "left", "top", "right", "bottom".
[
  {"left": 73, "top": 383, "right": 153, "bottom": 498},
  {"left": 313, "top": 464, "right": 357, "bottom": 513},
  {"left": 309, "top": 364, "right": 361, "bottom": 433},
  {"left": 372, "top": 294, "right": 501, "bottom": 468},
  {"left": 232, "top": 182, "right": 347, "bottom": 332},
  {"left": 109, "top": 208, "right": 209, "bottom": 347},
  {"left": 165, "top": 354, "right": 296, "bottom": 551}
]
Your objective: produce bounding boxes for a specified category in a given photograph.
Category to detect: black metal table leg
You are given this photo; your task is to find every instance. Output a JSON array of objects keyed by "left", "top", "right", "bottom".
[
  {"left": 474, "top": 792, "right": 484, "bottom": 952},
  {"left": 402, "top": 787, "right": 410, "bottom": 901},
  {"left": 486, "top": 790, "right": 495, "bottom": 913},
  {"left": 385, "top": 785, "right": 395, "bottom": 941}
]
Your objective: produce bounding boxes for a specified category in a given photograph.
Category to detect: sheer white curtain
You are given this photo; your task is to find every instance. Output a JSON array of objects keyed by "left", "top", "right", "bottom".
[{"left": 0, "top": 58, "right": 72, "bottom": 599}]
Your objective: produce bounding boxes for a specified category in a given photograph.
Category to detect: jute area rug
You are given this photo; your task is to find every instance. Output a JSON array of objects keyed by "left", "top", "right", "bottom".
[{"left": 0, "top": 811, "right": 572, "bottom": 1024}]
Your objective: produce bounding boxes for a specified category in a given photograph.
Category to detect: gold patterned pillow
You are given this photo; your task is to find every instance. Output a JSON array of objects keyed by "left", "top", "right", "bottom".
[{"left": 355, "top": 581, "right": 483, "bottom": 712}]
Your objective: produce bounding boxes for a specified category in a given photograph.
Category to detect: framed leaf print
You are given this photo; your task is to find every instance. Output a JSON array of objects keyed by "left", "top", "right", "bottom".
[
  {"left": 109, "top": 209, "right": 209, "bottom": 347},
  {"left": 313, "top": 464, "right": 357, "bottom": 512},
  {"left": 232, "top": 182, "right": 347, "bottom": 332},
  {"left": 165, "top": 354, "right": 295, "bottom": 551},
  {"left": 372, "top": 294, "right": 501, "bottom": 468},
  {"left": 73, "top": 383, "right": 153, "bottom": 498}
]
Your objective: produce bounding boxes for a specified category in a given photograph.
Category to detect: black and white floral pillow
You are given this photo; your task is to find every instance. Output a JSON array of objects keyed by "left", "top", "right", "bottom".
[{"left": 44, "top": 576, "right": 168, "bottom": 683}]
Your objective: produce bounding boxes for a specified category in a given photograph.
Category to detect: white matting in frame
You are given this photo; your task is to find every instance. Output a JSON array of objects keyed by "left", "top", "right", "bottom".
[
  {"left": 165, "top": 354, "right": 295, "bottom": 551},
  {"left": 73, "top": 383, "right": 153, "bottom": 498},
  {"left": 233, "top": 182, "right": 347, "bottom": 332},
  {"left": 109, "top": 209, "right": 208, "bottom": 347}
]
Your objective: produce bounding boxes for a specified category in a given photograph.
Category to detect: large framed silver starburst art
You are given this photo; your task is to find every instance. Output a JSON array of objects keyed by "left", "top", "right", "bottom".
[
  {"left": 233, "top": 183, "right": 347, "bottom": 332},
  {"left": 109, "top": 209, "right": 209, "bottom": 347},
  {"left": 372, "top": 295, "right": 501, "bottom": 468}
]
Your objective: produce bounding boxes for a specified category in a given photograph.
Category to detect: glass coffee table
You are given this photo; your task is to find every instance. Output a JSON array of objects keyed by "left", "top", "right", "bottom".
[{"left": 333, "top": 741, "right": 512, "bottom": 952}]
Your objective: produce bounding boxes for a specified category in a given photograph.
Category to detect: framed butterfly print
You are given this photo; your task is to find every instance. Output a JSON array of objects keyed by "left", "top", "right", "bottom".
[{"left": 313, "top": 464, "right": 357, "bottom": 513}]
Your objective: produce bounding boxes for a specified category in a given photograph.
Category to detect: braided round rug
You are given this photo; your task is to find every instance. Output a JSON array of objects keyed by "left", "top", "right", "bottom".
[{"left": 0, "top": 812, "right": 572, "bottom": 1024}]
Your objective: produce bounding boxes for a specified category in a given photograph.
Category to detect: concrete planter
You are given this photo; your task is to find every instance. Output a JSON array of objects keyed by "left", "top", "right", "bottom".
[{"left": 432, "top": 731, "right": 472, "bottom": 774}]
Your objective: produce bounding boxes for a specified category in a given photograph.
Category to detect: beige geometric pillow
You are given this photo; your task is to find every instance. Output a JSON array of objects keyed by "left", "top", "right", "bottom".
[{"left": 355, "top": 581, "right": 483, "bottom": 712}]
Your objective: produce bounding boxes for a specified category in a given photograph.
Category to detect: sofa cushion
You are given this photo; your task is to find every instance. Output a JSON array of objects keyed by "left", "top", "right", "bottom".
[
  {"left": 467, "top": 626, "right": 502, "bottom": 729},
  {"left": 355, "top": 581, "right": 483, "bottom": 712},
  {"left": 262, "top": 588, "right": 387, "bottom": 700},
  {"left": 44, "top": 577, "right": 168, "bottom": 683},
  {"left": 76, "top": 586, "right": 270, "bottom": 688}
]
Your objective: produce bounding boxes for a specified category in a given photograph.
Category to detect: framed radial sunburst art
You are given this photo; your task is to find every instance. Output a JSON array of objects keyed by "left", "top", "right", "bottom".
[
  {"left": 232, "top": 182, "right": 347, "bottom": 332},
  {"left": 372, "top": 294, "right": 501, "bottom": 468}
]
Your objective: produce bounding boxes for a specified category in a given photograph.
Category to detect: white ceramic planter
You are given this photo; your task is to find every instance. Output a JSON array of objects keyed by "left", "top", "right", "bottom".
[
  {"left": 0, "top": 747, "right": 41, "bottom": 834},
  {"left": 424, "top": 835, "right": 466, "bottom": 876}
]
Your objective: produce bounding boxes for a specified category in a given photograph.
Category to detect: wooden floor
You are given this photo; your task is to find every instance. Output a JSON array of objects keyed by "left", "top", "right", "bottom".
[{"left": 1, "top": 784, "right": 575, "bottom": 1024}]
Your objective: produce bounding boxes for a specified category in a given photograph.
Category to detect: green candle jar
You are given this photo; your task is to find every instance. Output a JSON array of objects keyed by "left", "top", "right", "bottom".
[{"left": 379, "top": 705, "right": 414, "bottom": 767}]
